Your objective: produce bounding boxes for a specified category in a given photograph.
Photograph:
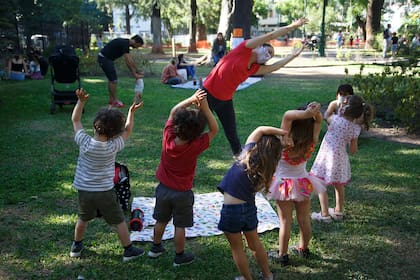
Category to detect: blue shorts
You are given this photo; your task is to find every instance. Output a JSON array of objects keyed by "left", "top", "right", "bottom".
[{"left": 218, "top": 202, "right": 258, "bottom": 233}]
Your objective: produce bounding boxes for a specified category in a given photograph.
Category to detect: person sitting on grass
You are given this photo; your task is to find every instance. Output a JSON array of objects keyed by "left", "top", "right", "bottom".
[
  {"left": 177, "top": 53, "right": 197, "bottom": 80},
  {"left": 148, "top": 89, "right": 218, "bottom": 267},
  {"left": 161, "top": 58, "right": 186, "bottom": 85},
  {"left": 70, "top": 88, "right": 145, "bottom": 262}
]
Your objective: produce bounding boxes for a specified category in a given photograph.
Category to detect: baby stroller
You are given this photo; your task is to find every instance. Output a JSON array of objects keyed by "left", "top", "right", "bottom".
[{"left": 49, "top": 46, "right": 80, "bottom": 114}]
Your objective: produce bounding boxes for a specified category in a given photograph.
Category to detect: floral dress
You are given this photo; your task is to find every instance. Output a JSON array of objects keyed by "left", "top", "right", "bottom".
[
  {"left": 267, "top": 144, "right": 326, "bottom": 202},
  {"left": 310, "top": 114, "right": 361, "bottom": 186}
]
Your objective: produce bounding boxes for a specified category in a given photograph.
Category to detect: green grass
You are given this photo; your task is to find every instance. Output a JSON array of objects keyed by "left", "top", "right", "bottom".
[{"left": 0, "top": 64, "right": 419, "bottom": 280}]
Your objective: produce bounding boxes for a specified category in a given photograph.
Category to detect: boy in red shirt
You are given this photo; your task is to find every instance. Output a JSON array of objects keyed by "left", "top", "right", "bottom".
[{"left": 148, "top": 89, "right": 218, "bottom": 266}]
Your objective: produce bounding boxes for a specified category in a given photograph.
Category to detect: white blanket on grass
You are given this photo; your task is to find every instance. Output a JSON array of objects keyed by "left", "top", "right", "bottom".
[
  {"left": 171, "top": 77, "right": 263, "bottom": 91},
  {"left": 130, "top": 192, "right": 279, "bottom": 242}
]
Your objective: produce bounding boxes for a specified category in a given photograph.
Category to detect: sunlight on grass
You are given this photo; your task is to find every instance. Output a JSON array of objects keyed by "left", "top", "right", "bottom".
[
  {"left": 205, "top": 159, "right": 231, "bottom": 170},
  {"left": 395, "top": 149, "right": 420, "bottom": 155},
  {"left": 43, "top": 214, "right": 75, "bottom": 225},
  {"left": 82, "top": 78, "right": 106, "bottom": 84}
]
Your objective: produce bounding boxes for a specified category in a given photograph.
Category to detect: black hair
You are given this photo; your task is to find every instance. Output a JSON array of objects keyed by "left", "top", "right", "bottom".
[
  {"left": 337, "top": 84, "right": 354, "bottom": 96},
  {"left": 131, "top": 34, "right": 144, "bottom": 46},
  {"left": 172, "top": 108, "right": 207, "bottom": 141}
]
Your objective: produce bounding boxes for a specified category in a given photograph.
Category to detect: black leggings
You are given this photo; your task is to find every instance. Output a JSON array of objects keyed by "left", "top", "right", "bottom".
[{"left": 206, "top": 93, "right": 241, "bottom": 155}]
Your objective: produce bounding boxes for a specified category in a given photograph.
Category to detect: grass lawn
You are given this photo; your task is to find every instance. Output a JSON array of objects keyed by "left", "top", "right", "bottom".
[{"left": 0, "top": 60, "right": 419, "bottom": 280}]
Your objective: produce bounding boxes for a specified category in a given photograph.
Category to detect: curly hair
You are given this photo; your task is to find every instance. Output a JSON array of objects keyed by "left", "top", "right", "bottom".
[
  {"left": 343, "top": 95, "right": 374, "bottom": 130},
  {"left": 240, "top": 135, "right": 283, "bottom": 194},
  {"left": 172, "top": 107, "right": 206, "bottom": 141},
  {"left": 93, "top": 107, "right": 126, "bottom": 139}
]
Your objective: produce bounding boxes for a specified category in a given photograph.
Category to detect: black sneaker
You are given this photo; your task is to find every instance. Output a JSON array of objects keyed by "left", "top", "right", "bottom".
[
  {"left": 148, "top": 243, "right": 166, "bottom": 258},
  {"left": 70, "top": 241, "right": 83, "bottom": 258},
  {"left": 278, "top": 254, "right": 289, "bottom": 266},
  {"left": 123, "top": 246, "right": 145, "bottom": 262},
  {"left": 289, "top": 245, "right": 310, "bottom": 258},
  {"left": 173, "top": 252, "right": 194, "bottom": 267},
  {"left": 268, "top": 250, "right": 289, "bottom": 266}
]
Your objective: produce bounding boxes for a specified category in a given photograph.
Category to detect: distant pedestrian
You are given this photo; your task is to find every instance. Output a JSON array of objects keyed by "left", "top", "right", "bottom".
[
  {"left": 391, "top": 32, "right": 399, "bottom": 58},
  {"left": 382, "top": 24, "right": 392, "bottom": 58}
]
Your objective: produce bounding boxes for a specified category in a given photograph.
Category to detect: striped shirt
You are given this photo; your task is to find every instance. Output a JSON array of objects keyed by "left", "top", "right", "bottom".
[{"left": 72, "top": 129, "right": 124, "bottom": 192}]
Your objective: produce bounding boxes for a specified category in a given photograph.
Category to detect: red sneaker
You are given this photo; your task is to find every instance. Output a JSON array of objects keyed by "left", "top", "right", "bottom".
[{"left": 109, "top": 100, "right": 125, "bottom": 108}]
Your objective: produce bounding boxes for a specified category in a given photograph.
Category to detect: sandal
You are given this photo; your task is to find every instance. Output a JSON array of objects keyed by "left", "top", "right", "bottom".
[
  {"left": 328, "top": 208, "right": 344, "bottom": 221},
  {"left": 311, "top": 212, "right": 332, "bottom": 223}
]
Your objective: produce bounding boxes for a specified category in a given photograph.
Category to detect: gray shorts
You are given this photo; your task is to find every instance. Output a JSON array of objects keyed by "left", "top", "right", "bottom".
[
  {"left": 153, "top": 183, "right": 194, "bottom": 228},
  {"left": 78, "top": 189, "right": 125, "bottom": 225}
]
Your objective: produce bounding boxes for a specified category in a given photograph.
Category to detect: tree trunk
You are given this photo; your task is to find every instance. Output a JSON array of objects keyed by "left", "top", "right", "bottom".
[
  {"left": 125, "top": 4, "right": 131, "bottom": 34},
  {"left": 218, "top": 0, "right": 234, "bottom": 40},
  {"left": 232, "top": 0, "right": 252, "bottom": 40},
  {"left": 355, "top": 15, "right": 366, "bottom": 41},
  {"left": 151, "top": 3, "right": 164, "bottom": 54},
  {"left": 365, "top": 0, "right": 384, "bottom": 49},
  {"left": 188, "top": 0, "right": 198, "bottom": 53},
  {"left": 197, "top": 23, "right": 207, "bottom": 41}
]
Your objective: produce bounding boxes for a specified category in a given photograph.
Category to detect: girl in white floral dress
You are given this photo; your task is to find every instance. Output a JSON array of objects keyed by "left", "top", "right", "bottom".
[{"left": 310, "top": 95, "right": 374, "bottom": 223}]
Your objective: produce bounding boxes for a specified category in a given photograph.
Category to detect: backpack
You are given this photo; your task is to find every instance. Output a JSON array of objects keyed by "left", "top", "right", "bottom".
[{"left": 113, "top": 162, "right": 131, "bottom": 211}]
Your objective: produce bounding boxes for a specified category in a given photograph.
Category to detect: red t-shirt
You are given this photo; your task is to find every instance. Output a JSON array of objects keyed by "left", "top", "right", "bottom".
[
  {"left": 203, "top": 40, "right": 260, "bottom": 101},
  {"left": 155, "top": 119, "right": 210, "bottom": 191}
]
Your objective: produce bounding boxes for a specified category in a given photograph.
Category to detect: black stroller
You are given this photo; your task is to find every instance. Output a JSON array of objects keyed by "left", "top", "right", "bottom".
[{"left": 49, "top": 46, "right": 80, "bottom": 114}]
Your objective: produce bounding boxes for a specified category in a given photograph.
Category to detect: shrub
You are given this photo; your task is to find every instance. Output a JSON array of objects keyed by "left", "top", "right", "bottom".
[{"left": 345, "top": 63, "right": 420, "bottom": 133}]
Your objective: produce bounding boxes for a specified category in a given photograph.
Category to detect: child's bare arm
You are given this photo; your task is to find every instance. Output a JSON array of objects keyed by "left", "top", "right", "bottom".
[
  {"left": 324, "top": 100, "right": 338, "bottom": 121},
  {"left": 121, "top": 101, "right": 144, "bottom": 140},
  {"left": 168, "top": 89, "right": 207, "bottom": 120},
  {"left": 199, "top": 97, "right": 218, "bottom": 141},
  {"left": 349, "top": 138, "right": 358, "bottom": 154},
  {"left": 313, "top": 110, "right": 323, "bottom": 144},
  {"left": 246, "top": 126, "right": 287, "bottom": 144},
  {"left": 281, "top": 102, "right": 321, "bottom": 132},
  {"left": 72, "top": 88, "right": 89, "bottom": 133}
]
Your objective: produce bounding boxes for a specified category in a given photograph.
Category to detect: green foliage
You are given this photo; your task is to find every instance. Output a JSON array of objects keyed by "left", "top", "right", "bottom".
[{"left": 345, "top": 64, "right": 420, "bottom": 133}]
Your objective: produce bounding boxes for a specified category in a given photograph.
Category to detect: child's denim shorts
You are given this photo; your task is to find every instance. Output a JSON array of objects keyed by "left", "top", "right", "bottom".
[{"left": 218, "top": 202, "right": 258, "bottom": 233}]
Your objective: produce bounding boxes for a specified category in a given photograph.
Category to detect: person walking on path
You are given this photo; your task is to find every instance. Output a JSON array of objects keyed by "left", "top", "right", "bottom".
[
  {"left": 266, "top": 102, "right": 325, "bottom": 266},
  {"left": 148, "top": 89, "right": 218, "bottom": 267},
  {"left": 98, "top": 34, "right": 144, "bottom": 108},
  {"left": 202, "top": 17, "right": 308, "bottom": 157},
  {"left": 310, "top": 95, "right": 374, "bottom": 223},
  {"left": 70, "top": 88, "right": 145, "bottom": 262},
  {"left": 382, "top": 24, "right": 392, "bottom": 58},
  {"left": 218, "top": 126, "right": 287, "bottom": 280}
]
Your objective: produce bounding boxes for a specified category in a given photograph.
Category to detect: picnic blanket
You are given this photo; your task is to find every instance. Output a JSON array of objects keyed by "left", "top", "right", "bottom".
[
  {"left": 171, "top": 77, "right": 263, "bottom": 91},
  {"left": 130, "top": 192, "right": 279, "bottom": 242}
]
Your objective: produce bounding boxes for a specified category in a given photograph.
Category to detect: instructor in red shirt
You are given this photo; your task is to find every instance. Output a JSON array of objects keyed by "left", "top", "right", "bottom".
[{"left": 203, "top": 17, "right": 308, "bottom": 156}]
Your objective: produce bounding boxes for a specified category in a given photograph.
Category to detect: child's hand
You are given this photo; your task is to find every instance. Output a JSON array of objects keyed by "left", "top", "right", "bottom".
[
  {"left": 192, "top": 89, "right": 207, "bottom": 107},
  {"left": 76, "top": 88, "right": 89, "bottom": 102},
  {"left": 307, "top": 102, "right": 321, "bottom": 114},
  {"left": 129, "top": 101, "right": 144, "bottom": 112}
]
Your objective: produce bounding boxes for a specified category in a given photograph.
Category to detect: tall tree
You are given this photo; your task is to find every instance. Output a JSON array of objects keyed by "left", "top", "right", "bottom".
[
  {"left": 217, "top": 0, "right": 234, "bottom": 39},
  {"left": 151, "top": 1, "right": 164, "bottom": 53},
  {"left": 365, "top": 0, "right": 384, "bottom": 48},
  {"left": 187, "top": 0, "right": 198, "bottom": 53}
]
